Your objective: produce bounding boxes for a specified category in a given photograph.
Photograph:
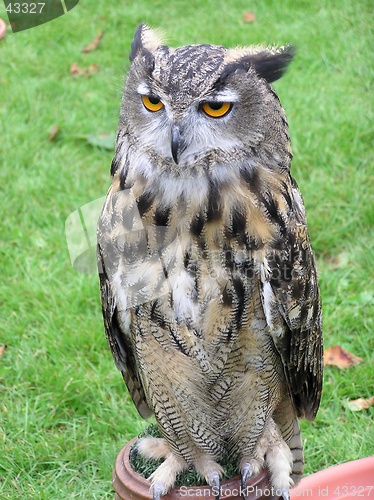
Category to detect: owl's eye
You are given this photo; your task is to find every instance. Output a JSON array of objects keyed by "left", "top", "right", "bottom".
[
  {"left": 141, "top": 95, "right": 164, "bottom": 112},
  {"left": 201, "top": 101, "right": 232, "bottom": 118}
]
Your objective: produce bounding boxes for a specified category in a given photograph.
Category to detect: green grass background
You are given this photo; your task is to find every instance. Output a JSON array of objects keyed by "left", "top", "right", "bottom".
[{"left": 0, "top": 0, "right": 373, "bottom": 497}]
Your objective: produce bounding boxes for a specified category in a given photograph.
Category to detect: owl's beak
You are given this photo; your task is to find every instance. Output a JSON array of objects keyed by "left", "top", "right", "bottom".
[{"left": 171, "top": 125, "right": 186, "bottom": 164}]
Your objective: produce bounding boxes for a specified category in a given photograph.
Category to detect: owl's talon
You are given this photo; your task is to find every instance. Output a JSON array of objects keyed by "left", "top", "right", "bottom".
[
  {"left": 152, "top": 481, "right": 165, "bottom": 500},
  {"left": 130, "top": 444, "right": 138, "bottom": 461},
  {"left": 207, "top": 471, "right": 220, "bottom": 500},
  {"left": 241, "top": 462, "right": 253, "bottom": 491},
  {"left": 280, "top": 488, "right": 290, "bottom": 500}
]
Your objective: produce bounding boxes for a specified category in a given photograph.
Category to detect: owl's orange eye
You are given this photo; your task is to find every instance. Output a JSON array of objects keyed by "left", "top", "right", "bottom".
[
  {"left": 141, "top": 95, "right": 164, "bottom": 112},
  {"left": 201, "top": 101, "right": 232, "bottom": 118}
]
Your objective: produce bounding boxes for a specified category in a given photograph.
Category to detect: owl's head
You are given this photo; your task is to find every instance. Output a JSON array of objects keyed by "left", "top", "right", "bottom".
[{"left": 117, "top": 24, "right": 295, "bottom": 179}]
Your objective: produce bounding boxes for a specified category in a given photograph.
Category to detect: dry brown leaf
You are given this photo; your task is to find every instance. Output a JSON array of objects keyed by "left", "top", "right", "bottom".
[
  {"left": 324, "top": 345, "right": 363, "bottom": 369},
  {"left": 70, "top": 62, "right": 99, "bottom": 77},
  {"left": 0, "top": 18, "right": 7, "bottom": 40},
  {"left": 325, "top": 251, "right": 350, "bottom": 270},
  {"left": 81, "top": 31, "right": 104, "bottom": 53},
  {"left": 0, "top": 345, "right": 7, "bottom": 358},
  {"left": 85, "top": 64, "right": 99, "bottom": 76},
  {"left": 346, "top": 396, "right": 374, "bottom": 412},
  {"left": 48, "top": 124, "right": 59, "bottom": 142},
  {"left": 243, "top": 11, "right": 256, "bottom": 23},
  {"left": 70, "top": 62, "right": 81, "bottom": 76}
]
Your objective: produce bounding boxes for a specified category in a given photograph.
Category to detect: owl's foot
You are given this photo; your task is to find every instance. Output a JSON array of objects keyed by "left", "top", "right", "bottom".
[
  {"left": 149, "top": 452, "right": 188, "bottom": 499},
  {"left": 194, "top": 458, "right": 224, "bottom": 500},
  {"left": 133, "top": 436, "right": 171, "bottom": 460},
  {"left": 207, "top": 470, "right": 220, "bottom": 500},
  {"left": 240, "top": 419, "right": 293, "bottom": 496},
  {"left": 133, "top": 437, "right": 188, "bottom": 499},
  {"left": 265, "top": 431, "right": 294, "bottom": 494},
  {"left": 240, "top": 459, "right": 263, "bottom": 491}
]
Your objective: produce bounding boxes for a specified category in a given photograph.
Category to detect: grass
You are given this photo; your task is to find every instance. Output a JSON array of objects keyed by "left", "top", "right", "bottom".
[{"left": 0, "top": 0, "right": 373, "bottom": 497}]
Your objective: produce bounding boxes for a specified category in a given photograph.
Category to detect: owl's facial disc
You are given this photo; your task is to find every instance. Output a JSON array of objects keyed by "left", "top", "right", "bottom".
[
  {"left": 136, "top": 81, "right": 239, "bottom": 165},
  {"left": 170, "top": 101, "right": 233, "bottom": 164},
  {"left": 137, "top": 83, "right": 237, "bottom": 164}
]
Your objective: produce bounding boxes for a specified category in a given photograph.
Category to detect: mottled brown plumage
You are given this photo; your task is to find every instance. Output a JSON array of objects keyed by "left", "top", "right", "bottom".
[{"left": 97, "top": 24, "right": 323, "bottom": 500}]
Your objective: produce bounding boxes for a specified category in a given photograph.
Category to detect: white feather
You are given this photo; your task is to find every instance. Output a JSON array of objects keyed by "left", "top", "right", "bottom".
[
  {"left": 156, "top": 174, "right": 209, "bottom": 208},
  {"left": 262, "top": 279, "right": 275, "bottom": 331},
  {"left": 169, "top": 270, "right": 196, "bottom": 324},
  {"left": 210, "top": 89, "right": 239, "bottom": 102},
  {"left": 137, "top": 82, "right": 151, "bottom": 95}
]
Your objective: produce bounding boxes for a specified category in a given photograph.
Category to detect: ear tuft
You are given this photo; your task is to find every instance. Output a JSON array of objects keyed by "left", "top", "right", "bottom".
[
  {"left": 130, "top": 24, "right": 165, "bottom": 62},
  {"left": 248, "top": 45, "right": 296, "bottom": 83},
  {"left": 221, "top": 45, "right": 295, "bottom": 85}
]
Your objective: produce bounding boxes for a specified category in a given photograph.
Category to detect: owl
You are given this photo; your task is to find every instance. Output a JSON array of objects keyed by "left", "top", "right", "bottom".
[{"left": 97, "top": 24, "right": 323, "bottom": 500}]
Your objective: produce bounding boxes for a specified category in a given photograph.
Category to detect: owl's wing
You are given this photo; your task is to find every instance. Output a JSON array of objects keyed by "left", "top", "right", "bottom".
[
  {"left": 260, "top": 177, "right": 323, "bottom": 421},
  {"left": 97, "top": 230, "right": 153, "bottom": 420}
]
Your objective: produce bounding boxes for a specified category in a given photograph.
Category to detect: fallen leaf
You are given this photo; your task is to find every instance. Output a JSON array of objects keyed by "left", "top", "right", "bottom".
[
  {"left": 70, "top": 62, "right": 99, "bottom": 77},
  {"left": 85, "top": 64, "right": 99, "bottom": 76},
  {"left": 0, "top": 18, "right": 7, "bottom": 40},
  {"left": 243, "top": 11, "right": 256, "bottom": 23},
  {"left": 324, "top": 345, "right": 363, "bottom": 369},
  {"left": 84, "top": 133, "right": 115, "bottom": 150},
  {"left": 70, "top": 62, "right": 81, "bottom": 76},
  {"left": 0, "top": 345, "right": 7, "bottom": 358},
  {"left": 346, "top": 396, "right": 374, "bottom": 412},
  {"left": 48, "top": 124, "right": 59, "bottom": 142},
  {"left": 325, "top": 251, "right": 350, "bottom": 270},
  {"left": 81, "top": 31, "right": 104, "bottom": 53}
]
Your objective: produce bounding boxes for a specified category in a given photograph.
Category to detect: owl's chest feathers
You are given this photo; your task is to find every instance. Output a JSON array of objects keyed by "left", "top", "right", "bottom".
[
  {"left": 134, "top": 177, "right": 281, "bottom": 332},
  {"left": 112, "top": 160, "right": 291, "bottom": 333}
]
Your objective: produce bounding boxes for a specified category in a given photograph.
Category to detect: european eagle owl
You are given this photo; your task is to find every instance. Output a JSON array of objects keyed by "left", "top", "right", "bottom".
[{"left": 97, "top": 24, "right": 323, "bottom": 500}]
